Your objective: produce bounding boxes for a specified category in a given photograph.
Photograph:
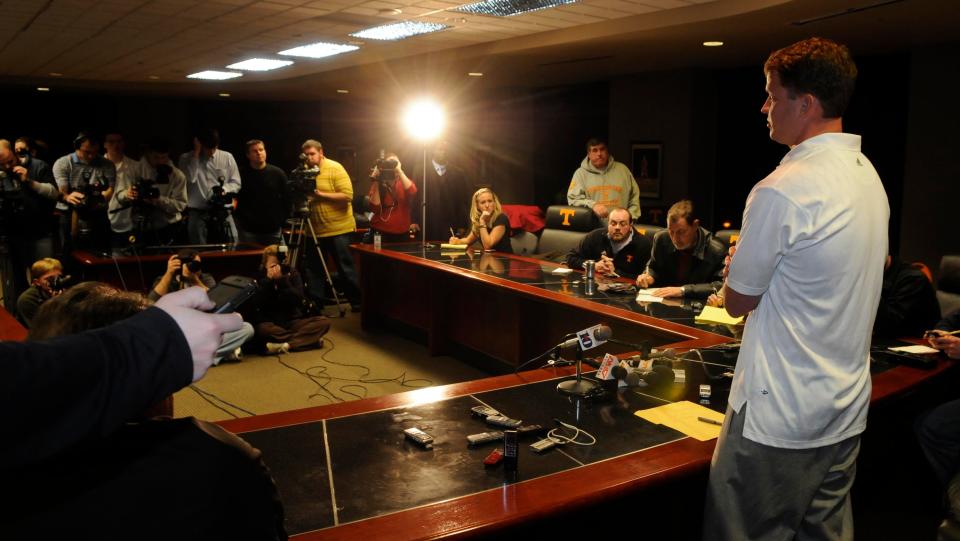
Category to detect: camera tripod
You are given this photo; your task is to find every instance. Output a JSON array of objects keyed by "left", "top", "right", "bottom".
[{"left": 284, "top": 213, "right": 346, "bottom": 318}]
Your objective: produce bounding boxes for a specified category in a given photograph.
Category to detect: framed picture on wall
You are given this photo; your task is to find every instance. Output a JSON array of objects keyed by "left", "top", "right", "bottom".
[{"left": 631, "top": 142, "right": 662, "bottom": 199}]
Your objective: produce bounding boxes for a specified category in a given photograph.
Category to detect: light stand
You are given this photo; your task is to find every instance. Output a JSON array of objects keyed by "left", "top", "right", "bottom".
[
  {"left": 401, "top": 99, "right": 445, "bottom": 248},
  {"left": 421, "top": 143, "right": 428, "bottom": 248},
  {"left": 557, "top": 344, "right": 600, "bottom": 397}
]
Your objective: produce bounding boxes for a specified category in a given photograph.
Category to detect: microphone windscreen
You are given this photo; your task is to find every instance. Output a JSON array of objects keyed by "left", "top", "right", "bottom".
[
  {"left": 645, "top": 364, "right": 676, "bottom": 386},
  {"left": 611, "top": 364, "right": 627, "bottom": 380},
  {"left": 625, "top": 372, "right": 643, "bottom": 387},
  {"left": 595, "top": 325, "right": 613, "bottom": 341}
]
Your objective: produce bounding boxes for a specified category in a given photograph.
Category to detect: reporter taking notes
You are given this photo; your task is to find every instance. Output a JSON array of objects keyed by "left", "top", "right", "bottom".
[{"left": 447, "top": 187, "right": 513, "bottom": 253}]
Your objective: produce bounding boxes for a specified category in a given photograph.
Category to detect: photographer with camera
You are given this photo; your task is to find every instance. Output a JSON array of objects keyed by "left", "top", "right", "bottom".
[
  {"left": 0, "top": 141, "right": 59, "bottom": 313},
  {"left": 300, "top": 139, "right": 361, "bottom": 311},
  {"left": 52, "top": 132, "right": 116, "bottom": 253},
  {"left": 16, "top": 257, "right": 69, "bottom": 327},
  {"left": 247, "top": 245, "right": 330, "bottom": 353},
  {"left": 109, "top": 138, "right": 187, "bottom": 247},
  {"left": 149, "top": 249, "right": 253, "bottom": 363},
  {"left": 178, "top": 128, "right": 241, "bottom": 245},
  {"left": 235, "top": 140, "right": 289, "bottom": 246},
  {"left": 365, "top": 151, "right": 417, "bottom": 243}
]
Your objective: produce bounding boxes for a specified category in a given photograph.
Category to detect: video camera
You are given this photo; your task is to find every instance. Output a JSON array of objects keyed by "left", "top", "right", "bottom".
[
  {"left": 207, "top": 177, "right": 234, "bottom": 212},
  {"left": 288, "top": 154, "right": 319, "bottom": 216},
  {"left": 132, "top": 163, "right": 172, "bottom": 202},
  {"left": 0, "top": 168, "right": 26, "bottom": 221},
  {"left": 72, "top": 166, "right": 110, "bottom": 211}
]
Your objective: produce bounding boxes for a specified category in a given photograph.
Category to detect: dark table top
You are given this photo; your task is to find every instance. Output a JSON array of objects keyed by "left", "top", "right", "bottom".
[
  {"left": 362, "top": 242, "right": 741, "bottom": 339},
  {"left": 240, "top": 370, "right": 720, "bottom": 537}
]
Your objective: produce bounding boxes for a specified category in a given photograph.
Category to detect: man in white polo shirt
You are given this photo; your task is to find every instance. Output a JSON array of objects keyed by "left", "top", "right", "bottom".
[{"left": 702, "top": 37, "right": 889, "bottom": 540}]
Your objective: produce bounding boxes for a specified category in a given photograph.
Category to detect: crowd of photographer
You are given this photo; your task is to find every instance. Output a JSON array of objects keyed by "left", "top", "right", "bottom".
[{"left": 0, "top": 126, "right": 483, "bottom": 336}]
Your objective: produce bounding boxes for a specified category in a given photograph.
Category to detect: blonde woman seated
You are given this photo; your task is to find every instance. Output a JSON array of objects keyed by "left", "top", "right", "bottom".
[{"left": 447, "top": 187, "right": 513, "bottom": 253}]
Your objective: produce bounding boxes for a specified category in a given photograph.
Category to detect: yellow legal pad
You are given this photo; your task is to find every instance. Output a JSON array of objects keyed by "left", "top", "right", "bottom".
[
  {"left": 694, "top": 305, "right": 744, "bottom": 326},
  {"left": 634, "top": 400, "right": 725, "bottom": 441}
]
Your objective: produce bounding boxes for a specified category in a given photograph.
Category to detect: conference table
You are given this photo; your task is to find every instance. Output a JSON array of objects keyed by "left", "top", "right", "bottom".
[{"left": 216, "top": 243, "right": 958, "bottom": 540}]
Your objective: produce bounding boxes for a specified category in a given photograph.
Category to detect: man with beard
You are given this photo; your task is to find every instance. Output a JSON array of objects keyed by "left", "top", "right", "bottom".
[{"left": 565, "top": 207, "right": 651, "bottom": 279}]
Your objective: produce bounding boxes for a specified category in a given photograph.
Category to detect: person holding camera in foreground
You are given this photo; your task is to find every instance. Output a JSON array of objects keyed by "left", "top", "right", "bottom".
[
  {"left": 149, "top": 248, "right": 253, "bottom": 363},
  {"left": 16, "top": 257, "right": 68, "bottom": 327},
  {"left": 247, "top": 245, "right": 330, "bottom": 354},
  {"left": 366, "top": 151, "right": 417, "bottom": 243},
  {"left": 1, "top": 286, "right": 287, "bottom": 540},
  {"left": 447, "top": 187, "right": 513, "bottom": 253}
]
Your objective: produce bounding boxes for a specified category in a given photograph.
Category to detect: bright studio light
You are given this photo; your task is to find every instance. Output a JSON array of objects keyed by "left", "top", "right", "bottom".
[{"left": 402, "top": 99, "right": 445, "bottom": 141}]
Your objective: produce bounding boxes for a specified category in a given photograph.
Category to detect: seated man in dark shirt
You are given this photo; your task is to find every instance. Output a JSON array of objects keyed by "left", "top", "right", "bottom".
[
  {"left": 565, "top": 207, "right": 651, "bottom": 279},
  {"left": 873, "top": 255, "right": 940, "bottom": 338},
  {"left": 635, "top": 200, "right": 725, "bottom": 299}
]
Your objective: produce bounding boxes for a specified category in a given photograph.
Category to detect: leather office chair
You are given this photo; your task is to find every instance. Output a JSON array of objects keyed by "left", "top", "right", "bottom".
[
  {"left": 510, "top": 230, "right": 539, "bottom": 255},
  {"left": 634, "top": 224, "right": 665, "bottom": 244},
  {"left": 714, "top": 229, "right": 741, "bottom": 249},
  {"left": 937, "top": 255, "right": 960, "bottom": 318},
  {"left": 535, "top": 205, "right": 598, "bottom": 261}
]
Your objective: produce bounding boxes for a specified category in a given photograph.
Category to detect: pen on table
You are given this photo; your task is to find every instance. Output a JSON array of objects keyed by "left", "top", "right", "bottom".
[
  {"left": 698, "top": 416, "right": 723, "bottom": 426},
  {"left": 449, "top": 227, "right": 456, "bottom": 238}
]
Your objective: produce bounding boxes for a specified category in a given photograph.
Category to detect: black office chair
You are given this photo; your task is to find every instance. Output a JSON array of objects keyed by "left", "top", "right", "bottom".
[
  {"left": 714, "top": 229, "right": 741, "bottom": 250},
  {"left": 634, "top": 224, "right": 665, "bottom": 244},
  {"left": 534, "top": 205, "right": 599, "bottom": 262},
  {"left": 510, "top": 230, "right": 539, "bottom": 255},
  {"left": 937, "top": 255, "right": 960, "bottom": 318}
]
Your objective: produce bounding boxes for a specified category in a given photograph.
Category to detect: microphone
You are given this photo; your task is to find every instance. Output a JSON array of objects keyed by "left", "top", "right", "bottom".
[
  {"left": 648, "top": 347, "right": 676, "bottom": 360},
  {"left": 555, "top": 324, "right": 612, "bottom": 351},
  {"left": 611, "top": 364, "right": 675, "bottom": 388}
]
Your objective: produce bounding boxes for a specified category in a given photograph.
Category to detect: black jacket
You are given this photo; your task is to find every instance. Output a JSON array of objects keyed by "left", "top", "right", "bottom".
[
  {"left": 646, "top": 227, "right": 725, "bottom": 298},
  {"left": 3, "top": 308, "right": 192, "bottom": 468},
  {"left": 566, "top": 228, "right": 652, "bottom": 279},
  {"left": 874, "top": 257, "right": 940, "bottom": 338}
]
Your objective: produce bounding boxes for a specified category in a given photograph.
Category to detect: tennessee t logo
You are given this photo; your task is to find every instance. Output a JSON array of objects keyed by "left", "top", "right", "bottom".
[{"left": 559, "top": 208, "right": 576, "bottom": 226}]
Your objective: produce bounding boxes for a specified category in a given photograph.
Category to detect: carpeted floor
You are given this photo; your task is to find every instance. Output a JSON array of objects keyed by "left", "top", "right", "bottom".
[{"left": 174, "top": 310, "right": 490, "bottom": 422}]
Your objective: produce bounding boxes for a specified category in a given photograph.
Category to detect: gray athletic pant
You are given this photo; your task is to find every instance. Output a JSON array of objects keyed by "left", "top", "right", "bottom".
[{"left": 702, "top": 403, "right": 860, "bottom": 541}]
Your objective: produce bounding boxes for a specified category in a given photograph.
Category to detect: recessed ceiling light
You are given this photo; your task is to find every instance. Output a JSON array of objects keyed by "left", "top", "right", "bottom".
[
  {"left": 186, "top": 70, "right": 243, "bottom": 80},
  {"left": 350, "top": 21, "right": 448, "bottom": 41},
  {"left": 468, "top": 72, "right": 484, "bottom": 77},
  {"left": 37, "top": 87, "right": 50, "bottom": 92},
  {"left": 49, "top": 72, "right": 62, "bottom": 77},
  {"left": 148, "top": 75, "right": 160, "bottom": 80},
  {"left": 703, "top": 41, "right": 724, "bottom": 47},
  {"left": 336, "top": 89, "right": 349, "bottom": 94},
  {"left": 278, "top": 42, "right": 359, "bottom": 59},
  {"left": 454, "top": 0, "right": 577, "bottom": 17},
  {"left": 219, "top": 92, "right": 231, "bottom": 97},
  {"left": 226, "top": 58, "right": 294, "bottom": 71}
]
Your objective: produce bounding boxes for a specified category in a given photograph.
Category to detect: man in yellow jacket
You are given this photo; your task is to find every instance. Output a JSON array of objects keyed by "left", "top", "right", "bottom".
[{"left": 301, "top": 139, "right": 360, "bottom": 311}]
